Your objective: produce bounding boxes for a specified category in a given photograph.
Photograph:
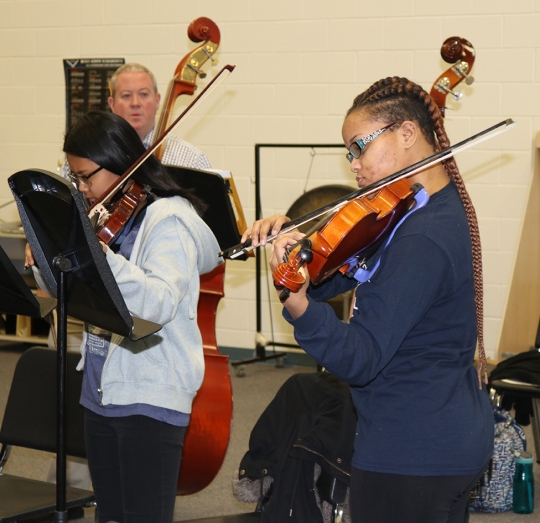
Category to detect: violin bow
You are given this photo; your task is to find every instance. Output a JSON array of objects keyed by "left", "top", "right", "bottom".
[
  {"left": 221, "top": 118, "right": 516, "bottom": 260},
  {"left": 88, "top": 64, "right": 236, "bottom": 222}
]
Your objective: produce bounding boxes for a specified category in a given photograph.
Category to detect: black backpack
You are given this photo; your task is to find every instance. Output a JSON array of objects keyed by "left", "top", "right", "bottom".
[{"left": 489, "top": 350, "right": 540, "bottom": 386}]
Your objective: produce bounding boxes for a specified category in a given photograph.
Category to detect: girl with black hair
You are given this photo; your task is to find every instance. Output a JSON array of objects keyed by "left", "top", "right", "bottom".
[
  {"left": 246, "top": 78, "right": 494, "bottom": 523},
  {"left": 61, "top": 110, "right": 221, "bottom": 523}
]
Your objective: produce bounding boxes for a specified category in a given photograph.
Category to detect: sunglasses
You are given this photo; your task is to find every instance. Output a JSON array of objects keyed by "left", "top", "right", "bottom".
[
  {"left": 67, "top": 165, "right": 104, "bottom": 188},
  {"left": 346, "top": 122, "right": 397, "bottom": 163}
]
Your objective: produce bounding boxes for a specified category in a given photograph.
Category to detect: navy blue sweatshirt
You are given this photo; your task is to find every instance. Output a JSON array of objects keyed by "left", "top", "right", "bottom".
[{"left": 284, "top": 182, "right": 494, "bottom": 475}]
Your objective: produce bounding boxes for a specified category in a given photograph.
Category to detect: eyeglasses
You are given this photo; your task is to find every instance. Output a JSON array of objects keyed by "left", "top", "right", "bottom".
[
  {"left": 345, "top": 122, "right": 397, "bottom": 163},
  {"left": 67, "top": 165, "right": 103, "bottom": 188}
]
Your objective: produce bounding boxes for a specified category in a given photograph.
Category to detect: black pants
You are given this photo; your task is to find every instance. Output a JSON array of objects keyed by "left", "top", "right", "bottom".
[
  {"left": 349, "top": 464, "right": 487, "bottom": 523},
  {"left": 84, "top": 408, "right": 186, "bottom": 523}
]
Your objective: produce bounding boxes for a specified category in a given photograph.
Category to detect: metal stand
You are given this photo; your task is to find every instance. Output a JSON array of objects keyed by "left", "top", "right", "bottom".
[
  {"left": 231, "top": 144, "right": 344, "bottom": 371},
  {"left": 54, "top": 258, "right": 69, "bottom": 523},
  {"left": 8, "top": 168, "right": 162, "bottom": 521}
]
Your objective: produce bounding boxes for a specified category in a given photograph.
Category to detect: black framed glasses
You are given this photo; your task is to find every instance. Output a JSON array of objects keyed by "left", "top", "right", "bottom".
[
  {"left": 345, "top": 122, "right": 397, "bottom": 163},
  {"left": 67, "top": 165, "right": 104, "bottom": 188}
]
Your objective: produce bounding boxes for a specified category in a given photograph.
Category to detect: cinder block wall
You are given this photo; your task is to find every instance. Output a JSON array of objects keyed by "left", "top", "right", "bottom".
[{"left": 1, "top": 0, "right": 538, "bottom": 360}]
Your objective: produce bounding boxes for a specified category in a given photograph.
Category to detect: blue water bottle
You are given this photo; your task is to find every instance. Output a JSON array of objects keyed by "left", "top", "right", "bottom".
[{"left": 513, "top": 451, "right": 534, "bottom": 514}]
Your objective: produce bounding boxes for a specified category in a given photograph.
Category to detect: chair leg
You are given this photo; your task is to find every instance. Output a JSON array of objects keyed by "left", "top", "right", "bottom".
[{"left": 531, "top": 398, "right": 540, "bottom": 463}]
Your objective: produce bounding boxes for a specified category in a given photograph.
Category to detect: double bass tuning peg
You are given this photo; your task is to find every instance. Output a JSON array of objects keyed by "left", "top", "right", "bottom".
[
  {"left": 435, "top": 77, "right": 463, "bottom": 102},
  {"left": 202, "top": 46, "right": 219, "bottom": 67},
  {"left": 453, "top": 60, "right": 474, "bottom": 85}
]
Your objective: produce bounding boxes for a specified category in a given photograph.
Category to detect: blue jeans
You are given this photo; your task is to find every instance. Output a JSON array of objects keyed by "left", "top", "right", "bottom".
[{"left": 84, "top": 408, "right": 186, "bottom": 523}]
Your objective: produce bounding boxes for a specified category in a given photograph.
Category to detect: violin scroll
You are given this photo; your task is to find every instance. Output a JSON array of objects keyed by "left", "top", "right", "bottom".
[
  {"left": 273, "top": 240, "right": 313, "bottom": 301},
  {"left": 430, "top": 36, "right": 475, "bottom": 116}
]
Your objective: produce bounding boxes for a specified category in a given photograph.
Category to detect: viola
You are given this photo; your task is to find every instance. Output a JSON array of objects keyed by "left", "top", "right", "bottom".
[
  {"left": 273, "top": 178, "right": 420, "bottom": 296},
  {"left": 430, "top": 37, "right": 475, "bottom": 117}
]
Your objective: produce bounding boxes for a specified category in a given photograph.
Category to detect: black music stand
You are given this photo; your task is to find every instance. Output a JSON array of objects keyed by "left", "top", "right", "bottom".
[
  {"left": 8, "top": 168, "right": 162, "bottom": 523},
  {"left": 165, "top": 165, "right": 244, "bottom": 253},
  {"left": 0, "top": 243, "right": 56, "bottom": 320}
]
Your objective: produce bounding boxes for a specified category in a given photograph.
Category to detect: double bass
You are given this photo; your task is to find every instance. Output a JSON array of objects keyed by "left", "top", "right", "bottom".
[
  {"left": 90, "top": 19, "right": 238, "bottom": 496},
  {"left": 149, "top": 17, "right": 239, "bottom": 496}
]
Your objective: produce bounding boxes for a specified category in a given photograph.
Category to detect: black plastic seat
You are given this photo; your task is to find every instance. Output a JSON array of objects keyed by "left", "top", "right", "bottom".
[{"left": 0, "top": 347, "right": 94, "bottom": 522}]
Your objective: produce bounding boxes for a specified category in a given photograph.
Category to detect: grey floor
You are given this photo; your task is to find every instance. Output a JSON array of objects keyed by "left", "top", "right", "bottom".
[{"left": 0, "top": 343, "right": 539, "bottom": 522}]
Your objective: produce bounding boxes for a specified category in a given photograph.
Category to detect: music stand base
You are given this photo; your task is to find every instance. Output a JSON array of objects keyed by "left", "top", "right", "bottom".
[{"left": 230, "top": 338, "right": 295, "bottom": 374}]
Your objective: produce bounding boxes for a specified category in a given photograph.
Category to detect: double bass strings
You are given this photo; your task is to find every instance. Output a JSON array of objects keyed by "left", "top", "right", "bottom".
[{"left": 221, "top": 118, "right": 516, "bottom": 260}]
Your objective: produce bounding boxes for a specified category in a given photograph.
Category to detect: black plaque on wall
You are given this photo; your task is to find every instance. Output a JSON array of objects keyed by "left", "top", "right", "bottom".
[{"left": 63, "top": 58, "right": 125, "bottom": 132}]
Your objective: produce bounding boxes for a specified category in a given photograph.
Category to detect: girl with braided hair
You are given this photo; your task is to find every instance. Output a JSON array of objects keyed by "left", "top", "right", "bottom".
[{"left": 247, "top": 77, "right": 494, "bottom": 522}]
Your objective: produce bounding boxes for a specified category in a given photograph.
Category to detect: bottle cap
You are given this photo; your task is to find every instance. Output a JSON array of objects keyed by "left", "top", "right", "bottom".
[{"left": 515, "top": 451, "right": 533, "bottom": 463}]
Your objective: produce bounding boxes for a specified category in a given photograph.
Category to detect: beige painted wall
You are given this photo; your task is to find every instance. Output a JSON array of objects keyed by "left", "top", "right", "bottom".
[{"left": 1, "top": 0, "right": 539, "bottom": 359}]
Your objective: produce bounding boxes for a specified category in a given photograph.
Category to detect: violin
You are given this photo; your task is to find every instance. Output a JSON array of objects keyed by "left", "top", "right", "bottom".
[
  {"left": 430, "top": 37, "right": 475, "bottom": 117},
  {"left": 221, "top": 119, "right": 514, "bottom": 263},
  {"left": 95, "top": 181, "right": 149, "bottom": 245}
]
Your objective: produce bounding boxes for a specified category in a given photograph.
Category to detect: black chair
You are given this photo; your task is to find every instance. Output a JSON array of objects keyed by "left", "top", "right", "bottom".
[
  {"left": 316, "top": 468, "right": 348, "bottom": 523},
  {"left": 0, "top": 347, "right": 94, "bottom": 522}
]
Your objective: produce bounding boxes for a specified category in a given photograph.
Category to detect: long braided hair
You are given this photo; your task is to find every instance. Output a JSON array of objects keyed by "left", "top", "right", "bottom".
[{"left": 347, "top": 77, "right": 487, "bottom": 385}]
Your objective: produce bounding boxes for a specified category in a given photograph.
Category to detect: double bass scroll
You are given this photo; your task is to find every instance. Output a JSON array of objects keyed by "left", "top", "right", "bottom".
[
  {"left": 430, "top": 36, "right": 475, "bottom": 117},
  {"left": 153, "top": 17, "right": 221, "bottom": 160}
]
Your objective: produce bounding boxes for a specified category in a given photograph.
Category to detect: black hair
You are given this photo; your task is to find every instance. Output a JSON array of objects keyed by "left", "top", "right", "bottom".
[{"left": 63, "top": 110, "right": 206, "bottom": 214}]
